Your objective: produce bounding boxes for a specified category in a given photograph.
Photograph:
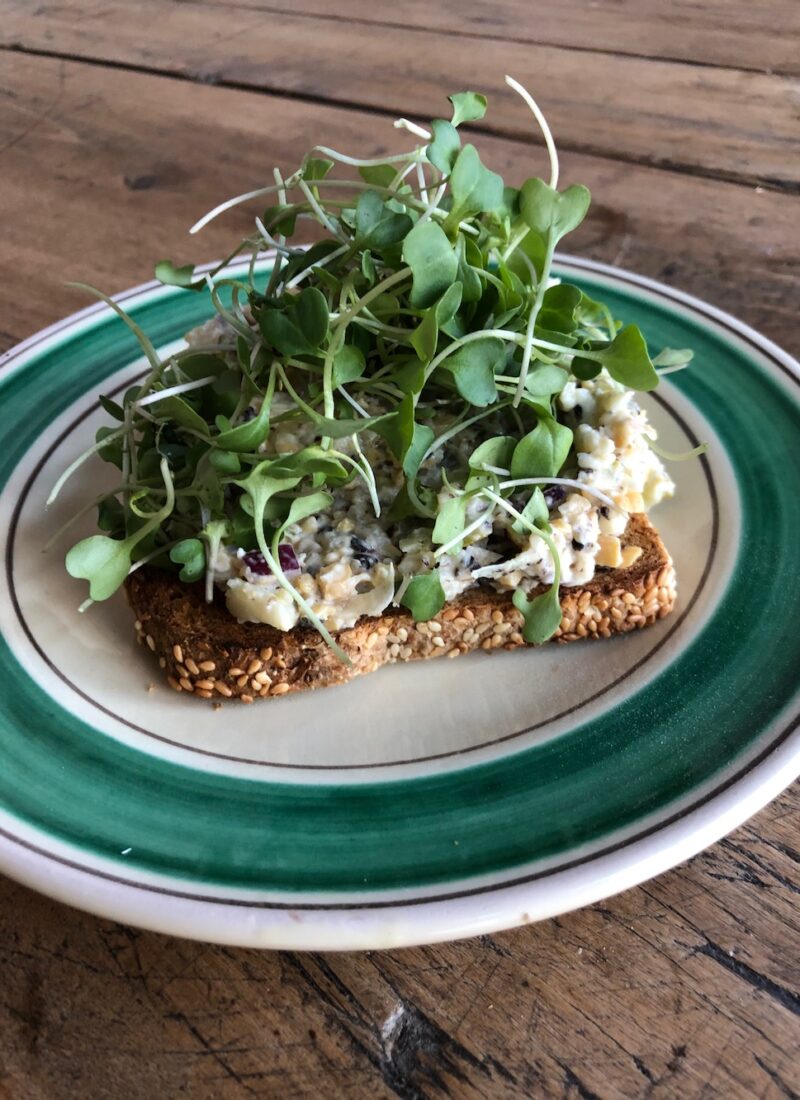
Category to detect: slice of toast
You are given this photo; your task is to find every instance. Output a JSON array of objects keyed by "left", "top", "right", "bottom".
[{"left": 125, "top": 513, "right": 675, "bottom": 702}]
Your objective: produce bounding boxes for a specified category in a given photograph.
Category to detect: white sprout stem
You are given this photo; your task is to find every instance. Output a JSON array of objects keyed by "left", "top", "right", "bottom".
[
  {"left": 190, "top": 184, "right": 282, "bottom": 234},
  {"left": 505, "top": 74, "right": 559, "bottom": 190},
  {"left": 337, "top": 385, "right": 370, "bottom": 418},
  {"left": 392, "top": 573, "right": 413, "bottom": 607},
  {"left": 656, "top": 363, "right": 691, "bottom": 376},
  {"left": 297, "top": 179, "right": 346, "bottom": 240},
  {"left": 389, "top": 159, "right": 420, "bottom": 190},
  {"left": 415, "top": 179, "right": 448, "bottom": 230},
  {"left": 341, "top": 442, "right": 381, "bottom": 518},
  {"left": 415, "top": 160, "right": 430, "bottom": 204},
  {"left": 47, "top": 427, "right": 127, "bottom": 507},
  {"left": 434, "top": 510, "right": 496, "bottom": 559},
  {"left": 424, "top": 329, "right": 526, "bottom": 384},
  {"left": 394, "top": 118, "right": 432, "bottom": 141},
  {"left": 479, "top": 463, "right": 512, "bottom": 476},
  {"left": 514, "top": 236, "right": 557, "bottom": 406},
  {"left": 257, "top": 529, "right": 350, "bottom": 664},
  {"left": 312, "top": 144, "right": 422, "bottom": 168},
  {"left": 204, "top": 275, "right": 253, "bottom": 340},
  {"left": 136, "top": 375, "right": 217, "bottom": 408},
  {"left": 284, "top": 242, "right": 350, "bottom": 291},
  {"left": 254, "top": 216, "right": 300, "bottom": 255},
  {"left": 482, "top": 488, "right": 563, "bottom": 586},
  {"left": 334, "top": 266, "right": 413, "bottom": 329},
  {"left": 497, "top": 477, "right": 621, "bottom": 512},
  {"left": 42, "top": 483, "right": 127, "bottom": 551}
]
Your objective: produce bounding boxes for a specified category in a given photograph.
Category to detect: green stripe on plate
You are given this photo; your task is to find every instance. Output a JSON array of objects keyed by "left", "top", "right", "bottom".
[{"left": 0, "top": 268, "right": 798, "bottom": 894}]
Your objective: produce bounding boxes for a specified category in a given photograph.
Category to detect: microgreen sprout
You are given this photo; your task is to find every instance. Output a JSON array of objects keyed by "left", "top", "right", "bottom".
[{"left": 54, "top": 79, "right": 693, "bottom": 656}]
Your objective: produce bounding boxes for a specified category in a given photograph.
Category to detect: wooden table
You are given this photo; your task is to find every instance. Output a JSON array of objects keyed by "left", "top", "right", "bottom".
[{"left": 1, "top": 3, "right": 798, "bottom": 1095}]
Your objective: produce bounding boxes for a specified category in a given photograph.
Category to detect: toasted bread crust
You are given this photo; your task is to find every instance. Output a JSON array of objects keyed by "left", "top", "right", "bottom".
[{"left": 125, "top": 513, "right": 676, "bottom": 702}]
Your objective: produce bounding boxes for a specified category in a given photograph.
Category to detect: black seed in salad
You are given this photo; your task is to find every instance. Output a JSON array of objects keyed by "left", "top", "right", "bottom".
[
  {"left": 543, "top": 484, "right": 567, "bottom": 509},
  {"left": 574, "top": 404, "right": 583, "bottom": 418},
  {"left": 350, "top": 536, "right": 378, "bottom": 569},
  {"left": 600, "top": 505, "right": 610, "bottom": 518},
  {"left": 572, "top": 539, "right": 584, "bottom": 551},
  {"left": 240, "top": 406, "right": 257, "bottom": 422}
]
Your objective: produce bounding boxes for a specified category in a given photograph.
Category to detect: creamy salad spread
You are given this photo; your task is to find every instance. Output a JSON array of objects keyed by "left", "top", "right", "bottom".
[{"left": 204, "top": 335, "right": 675, "bottom": 633}]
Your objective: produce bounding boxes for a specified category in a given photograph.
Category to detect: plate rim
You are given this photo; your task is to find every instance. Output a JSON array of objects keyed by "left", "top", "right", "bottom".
[{"left": 0, "top": 254, "right": 798, "bottom": 949}]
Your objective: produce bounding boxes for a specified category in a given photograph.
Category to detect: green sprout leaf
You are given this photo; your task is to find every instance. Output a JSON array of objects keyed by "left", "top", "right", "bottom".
[
  {"left": 440, "top": 338, "right": 503, "bottom": 406},
  {"left": 446, "top": 144, "right": 504, "bottom": 224},
  {"left": 519, "top": 179, "right": 591, "bottom": 243},
  {"left": 169, "top": 538, "right": 205, "bottom": 583},
  {"left": 155, "top": 259, "right": 198, "bottom": 290},
  {"left": 513, "top": 580, "right": 562, "bottom": 645},
  {"left": 402, "top": 221, "right": 459, "bottom": 309},
  {"left": 355, "top": 190, "right": 413, "bottom": 250},
  {"left": 259, "top": 286, "right": 330, "bottom": 356},
  {"left": 426, "top": 118, "right": 461, "bottom": 174},
  {"left": 400, "top": 572, "right": 446, "bottom": 622},
  {"left": 594, "top": 325, "right": 659, "bottom": 391},
  {"left": 449, "top": 91, "right": 488, "bottom": 127},
  {"left": 511, "top": 416, "right": 573, "bottom": 478}
]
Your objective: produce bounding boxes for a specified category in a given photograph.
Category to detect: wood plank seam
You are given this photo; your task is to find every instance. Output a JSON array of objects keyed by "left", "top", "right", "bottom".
[
  {"left": 2, "top": 41, "right": 797, "bottom": 196},
  {"left": 184, "top": 0, "right": 800, "bottom": 78}
]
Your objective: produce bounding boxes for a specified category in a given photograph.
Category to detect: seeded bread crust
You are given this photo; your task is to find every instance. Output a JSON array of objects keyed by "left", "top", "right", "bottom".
[{"left": 125, "top": 513, "right": 676, "bottom": 703}]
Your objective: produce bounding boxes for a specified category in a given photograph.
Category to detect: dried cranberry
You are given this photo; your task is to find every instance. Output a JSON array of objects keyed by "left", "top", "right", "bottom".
[{"left": 242, "top": 544, "right": 300, "bottom": 575}]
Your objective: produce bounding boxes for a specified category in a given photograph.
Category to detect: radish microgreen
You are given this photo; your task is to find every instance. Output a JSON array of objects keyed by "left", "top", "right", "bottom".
[{"left": 53, "top": 79, "right": 692, "bottom": 653}]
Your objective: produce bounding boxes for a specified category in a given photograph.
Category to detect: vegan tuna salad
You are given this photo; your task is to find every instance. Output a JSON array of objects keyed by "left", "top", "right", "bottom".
[{"left": 51, "top": 78, "right": 699, "bottom": 676}]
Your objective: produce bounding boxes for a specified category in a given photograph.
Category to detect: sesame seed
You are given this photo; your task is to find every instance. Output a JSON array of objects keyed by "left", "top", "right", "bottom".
[
  {"left": 215, "top": 682, "right": 233, "bottom": 697},
  {"left": 396, "top": 628, "right": 408, "bottom": 642},
  {"left": 146, "top": 634, "right": 156, "bottom": 651},
  {"left": 272, "top": 682, "right": 290, "bottom": 696},
  {"left": 255, "top": 671, "right": 272, "bottom": 685},
  {"left": 399, "top": 645, "right": 413, "bottom": 660},
  {"left": 247, "top": 659, "right": 263, "bottom": 676},
  {"left": 185, "top": 658, "right": 200, "bottom": 676},
  {"left": 463, "top": 609, "right": 475, "bottom": 622},
  {"left": 176, "top": 664, "right": 188, "bottom": 679},
  {"left": 428, "top": 620, "right": 442, "bottom": 634},
  {"left": 172, "top": 644, "right": 183, "bottom": 664},
  {"left": 511, "top": 632, "right": 524, "bottom": 645},
  {"left": 195, "top": 679, "right": 215, "bottom": 691},
  {"left": 432, "top": 636, "right": 445, "bottom": 648},
  {"left": 196, "top": 689, "right": 213, "bottom": 699},
  {"left": 240, "top": 694, "right": 254, "bottom": 704},
  {"left": 134, "top": 620, "right": 142, "bottom": 632},
  {"left": 258, "top": 685, "right": 270, "bottom": 697},
  {"left": 236, "top": 674, "right": 249, "bottom": 689},
  {"left": 167, "top": 676, "right": 182, "bottom": 692},
  {"left": 447, "top": 647, "right": 460, "bottom": 658},
  {"left": 229, "top": 668, "right": 245, "bottom": 678},
  {"left": 179, "top": 677, "right": 193, "bottom": 692},
  {"left": 259, "top": 647, "right": 273, "bottom": 662},
  {"left": 158, "top": 657, "right": 166, "bottom": 669},
  {"left": 481, "top": 638, "right": 493, "bottom": 651},
  {"left": 491, "top": 610, "right": 504, "bottom": 624},
  {"left": 199, "top": 660, "right": 216, "bottom": 673}
]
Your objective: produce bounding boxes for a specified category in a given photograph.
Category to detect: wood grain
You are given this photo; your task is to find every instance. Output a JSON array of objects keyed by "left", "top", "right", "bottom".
[
  {"left": 2, "top": 0, "right": 799, "bottom": 188},
  {"left": 0, "top": 53, "right": 797, "bottom": 358},
  {"left": 0, "top": 788, "right": 797, "bottom": 1098},
  {"left": 196, "top": 0, "right": 800, "bottom": 76},
  {"left": 0, "top": 10, "right": 799, "bottom": 1099}
]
